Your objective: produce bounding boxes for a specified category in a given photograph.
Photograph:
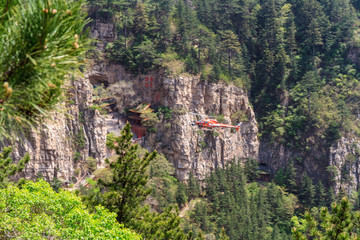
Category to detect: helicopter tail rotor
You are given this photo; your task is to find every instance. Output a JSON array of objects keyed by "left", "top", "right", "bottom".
[{"left": 236, "top": 122, "right": 242, "bottom": 132}]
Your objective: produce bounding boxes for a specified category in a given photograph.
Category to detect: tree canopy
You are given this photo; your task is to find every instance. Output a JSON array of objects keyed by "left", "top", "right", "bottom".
[{"left": 0, "top": 179, "right": 140, "bottom": 239}]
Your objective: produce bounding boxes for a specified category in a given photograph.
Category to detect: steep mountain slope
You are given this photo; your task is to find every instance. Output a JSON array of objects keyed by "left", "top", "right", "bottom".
[{"left": 88, "top": 21, "right": 259, "bottom": 181}]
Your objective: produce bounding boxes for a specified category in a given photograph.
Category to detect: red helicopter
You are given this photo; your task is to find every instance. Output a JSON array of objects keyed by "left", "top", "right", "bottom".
[{"left": 190, "top": 113, "right": 242, "bottom": 131}]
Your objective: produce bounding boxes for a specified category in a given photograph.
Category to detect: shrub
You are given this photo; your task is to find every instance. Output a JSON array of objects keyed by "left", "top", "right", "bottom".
[
  {"left": 73, "top": 151, "right": 81, "bottom": 163},
  {"left": 157, "top": 106, "right": 173, "bottom": 120},
  {"left": 86, "top": 157, "right": 97, "bottom": 172}
]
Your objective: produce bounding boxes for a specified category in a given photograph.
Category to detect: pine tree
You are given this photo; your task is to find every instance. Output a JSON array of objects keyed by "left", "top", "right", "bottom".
[
  {"left": 292, "top": 198, "right": 355, "bottom": 239},
  {"left": 213, "top": 0, "right": 239, "bottom": 30},
  {"left": 98, "top": 122, "right": 157, "bottom": 223},
  {"left": 176, "top": 182, "right": 188, "bottom": 208},
  {"left": 149, "top": 0, "right": 173, "bottom": 51},
  {"left": 315, "top": 181, "right": 327, "bottom": 207},
  {"left": 327, "top": 187, "right": 336, "bottom": 207},
  {"left": 354, "top": 188, "right": 360, "bottom": 210},
  {"left": 285, "top": 159, "right": 298, "bottom": 193},
  {"left": 191, "top": 201, "right": 210, "bottom": 232},
  {"left": 187, "top": 171, "right": 200, "bottom": 200},
  {"left": 133, "top": 2, "right": 149, "bottom": 38},
  {"left": 298, "top": 71, "right": 321, "bottom": 116},
  {"left": 243, "top": 158, "right": 259, "bottom": 182},
  {"left": 0, "top": 0, "right": 90, "bottom": 136},
  {"left": 130, "top": 205, "right": 191, "bottom": 240},
  {"left": 299, "top": 174, "right": 316, "bottom": 209},
  {"left": 219, "top": 30, "right": 242, "bottom": 76},
  {"left": 272, "top": 225, "right": 283, "bottom": 240},
  {"left": 0, "top": 147, "right": 30, "bottom": 188}
]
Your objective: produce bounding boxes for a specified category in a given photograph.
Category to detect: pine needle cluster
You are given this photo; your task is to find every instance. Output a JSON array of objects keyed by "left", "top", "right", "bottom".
[{"left": 0, "top": 0, "right": 91, "bottom": 137}]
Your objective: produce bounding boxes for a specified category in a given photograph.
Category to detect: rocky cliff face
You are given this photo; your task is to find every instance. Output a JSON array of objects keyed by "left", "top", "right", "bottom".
[
  {"left": 86, "top": 21, "right": 360, "bottom": 190},
  {"left": 87, "top": 21, "right": 259, "bottom": 181},
  {"left": 329, "top": 137, "right": 360, "bottom": 194},
  {"left": 8, "top": 78, "right": 107, "bottom": 182},
  {"left": 259, "top": 139, "right": 331, "bottom": 183},
  {"left": 88, "top": 66, "right": 259, "bottom": 181},
  {"left": 144, "top": 76, "right": 259, "bottom": 181}
]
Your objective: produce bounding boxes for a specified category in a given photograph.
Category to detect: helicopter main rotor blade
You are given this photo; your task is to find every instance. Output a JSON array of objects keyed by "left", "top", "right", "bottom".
[{"left": 189, "top": 112, "right": 215, "bottom": 118}]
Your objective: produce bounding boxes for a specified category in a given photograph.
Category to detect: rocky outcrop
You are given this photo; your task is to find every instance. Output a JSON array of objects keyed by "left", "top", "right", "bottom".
[
  {"left": 87, "top": 62, "right": 259, "bottom": 181},
  {"left": 86, "top": 22, "right": 259, "bottom": 181},
  {"left": 144, "top": 76, "right": 259, "bottom": 181},
  {"left": 8, "top": 78, "right": 107, "bottom": 182},
  {"left": 329, "top": 137, "right": 360, "bottom": 194},
  {"left": 259, "top": 139, "right": 330, "bottom": 183}
]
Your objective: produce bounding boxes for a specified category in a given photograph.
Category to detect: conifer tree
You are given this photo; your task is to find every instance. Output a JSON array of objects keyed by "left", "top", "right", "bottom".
[
  {"left": 219, "top": 30, "right": 242, "bottom": 76},
  {"left": 296, "top": 70, "right": 321, "bottom": 116},
  {"left": 187, "top": 171, "right": 200, "bottom": 200},
  {"left": 176, "top": 182, "right": 188, "bottom": 208},
  {"left": 292, "top": 198, "right": 355, "bottom": 239},
  {"left": 0, "top": 0, "right": 90, "bottom": 136},
  {"left": 299, "top": 174, "right": 316, "bottom": 209},
  {"left": 315, "top": 181, "right": 327, "bottom": 207},
  {"left": 130, "top": 205, "right": 191, "bottom": 240},
  {"left": 244, "top": 158, "right": 259, "bottom": 182},
  {"left": 0, "top": 147, "right": 30, "bottom": 188},
  {"left": 285, "top": 159, "right": 298, "bottom": 193},
  {"left": 133, "top": 2, "right": 149, "bottom": 36},
  {"left": 98, "top": 122, "right": 157, "bottom": 223}
]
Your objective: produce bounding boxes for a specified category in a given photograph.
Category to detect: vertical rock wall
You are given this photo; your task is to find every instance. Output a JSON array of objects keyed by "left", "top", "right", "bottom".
[
  {"left": 87, "top": 22, "right": 259, "bottom": 181},
  {"left": 87, "top": 61, "right": 259, "bottom": 181},
  {"left": 144, "top": 76, "right": 259, "bottom": 181},
  {"left": 8, "top": 78, "right": 107, "bottom": 181},
  {"left": 329, "top": 138, "right": 360, "bottom": 194}
]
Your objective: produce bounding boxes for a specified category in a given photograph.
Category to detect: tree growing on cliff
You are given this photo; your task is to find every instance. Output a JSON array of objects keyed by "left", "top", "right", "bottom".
[
  {"left": 0, "top": 147, "right": 30, "bottom": 188},
  {"left": 0, "top": 0, "right": 91, "bottom": 137},
  {"left": 97, "top": 122, "right": 157, "bottom": 223}
]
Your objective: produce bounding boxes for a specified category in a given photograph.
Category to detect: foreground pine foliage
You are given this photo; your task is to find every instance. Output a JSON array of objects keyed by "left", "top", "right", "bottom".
[{"left": 0, "top": 0, "right": 91, "bottom": 136}]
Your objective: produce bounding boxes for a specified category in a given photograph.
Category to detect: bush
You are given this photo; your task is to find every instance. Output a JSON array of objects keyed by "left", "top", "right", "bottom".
[
  {"left": 157, "top": 106, "right": 173, "bottom": 120},
  {"left": 86, "top": 157, "right": 97, "bottom": 172},
  {"left": 90, "top": 105, "right": 107, "bottom": 115},
  {"left": 148, "top": 126, "right": 157, "bottom": 133},
  {"left": 73, "top": 151, "right": 81, "bottom": 163},
  {"left": 106, "top": 132, "right": 118, "bottom": 148},
  {"left": 216, "top": 114, "right": 226, "bottom": 123},
  {"left": 212, "top": 131, "right": 220, "bottom": 137}
]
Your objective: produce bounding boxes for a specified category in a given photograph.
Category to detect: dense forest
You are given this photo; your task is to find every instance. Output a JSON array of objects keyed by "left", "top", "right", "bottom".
[{"left": 2, "top": 0, "right": 360, "bottom": 239}]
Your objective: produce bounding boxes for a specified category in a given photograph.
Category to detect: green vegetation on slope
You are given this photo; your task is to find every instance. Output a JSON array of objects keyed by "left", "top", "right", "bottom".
[
  {"left": 182, "top": 159, "right": 297, "bottom": 239},
  {"left": 79, "top": 123, "right": 196, "bottom": 239},
  {"left": 0, "top": 180, "right": 140, "bottom": 239},
  {"left": 292, "top": 197, "right": 360, "bottom": 239}
]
